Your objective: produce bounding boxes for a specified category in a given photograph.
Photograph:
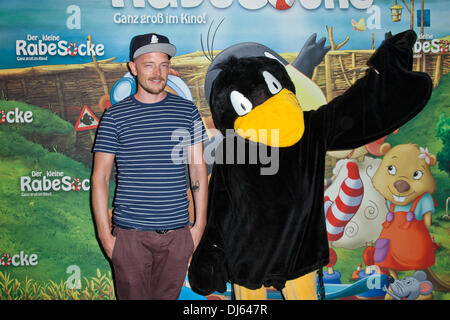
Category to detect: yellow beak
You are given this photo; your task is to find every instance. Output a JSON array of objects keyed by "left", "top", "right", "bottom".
[{"left": 233, "top": 88, "right": 304, "bottom": 147}]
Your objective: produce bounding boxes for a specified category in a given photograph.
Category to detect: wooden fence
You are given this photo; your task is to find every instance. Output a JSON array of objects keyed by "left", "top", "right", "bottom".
[{"left": 0, "top": 50, "right": 448, "bottom": 123}]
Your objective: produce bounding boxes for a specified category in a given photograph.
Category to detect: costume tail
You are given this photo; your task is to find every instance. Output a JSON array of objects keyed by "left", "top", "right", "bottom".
[{"left": 325, "top": 162, "right": 364, "bottom": 242}]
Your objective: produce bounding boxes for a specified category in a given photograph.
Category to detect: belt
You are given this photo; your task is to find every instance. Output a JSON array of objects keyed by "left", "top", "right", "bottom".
[{"left": 116, "top": 224, "right": 185, "bottom": 234}]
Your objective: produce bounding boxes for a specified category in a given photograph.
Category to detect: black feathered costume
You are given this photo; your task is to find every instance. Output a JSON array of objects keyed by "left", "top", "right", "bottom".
[{"left": 188, "top": 30, "right": 432, "bottom": 295}]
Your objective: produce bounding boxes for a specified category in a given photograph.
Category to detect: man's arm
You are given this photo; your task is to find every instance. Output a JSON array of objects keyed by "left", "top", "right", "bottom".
[
  {"left": 91, "top": 152, "right": 116, "bottom": 259},
  {"left": 188, "top": 160, "right": 229, "bottom": 295},
  {"left": 187, "top": 142, "right": 208, "bottom": 251}
]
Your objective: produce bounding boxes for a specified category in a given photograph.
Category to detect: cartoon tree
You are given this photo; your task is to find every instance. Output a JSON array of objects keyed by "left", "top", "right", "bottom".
[{"left": 436, "top": 113, "right": 450, "bottom": 176}]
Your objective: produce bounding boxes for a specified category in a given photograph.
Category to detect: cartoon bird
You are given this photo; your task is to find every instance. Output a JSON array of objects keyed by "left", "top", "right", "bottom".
[
  {"left": 352, "top": 18, "right": 367, "bottom": 32},
  {"left": 188, "top": 30, "right": 433, "bottom": 300},
  {"left": 204, "top": 34, "right": 330, "bottom": 112},
  {"left": 81, "top": 113, "right": 95, "bottom": 126}
]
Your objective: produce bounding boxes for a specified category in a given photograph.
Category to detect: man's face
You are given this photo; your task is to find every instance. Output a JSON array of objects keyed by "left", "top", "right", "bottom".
[{"left": 129, "top": 51, "right": 170, "bottom": 95}]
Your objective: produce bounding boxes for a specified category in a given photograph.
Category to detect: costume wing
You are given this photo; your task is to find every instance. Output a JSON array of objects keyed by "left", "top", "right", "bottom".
[
  {"left": 314, "top": 30, "right": 432, "bottom": 151},
  {"left": 292, "top": 33, "right": 330, "bottom": 78}
]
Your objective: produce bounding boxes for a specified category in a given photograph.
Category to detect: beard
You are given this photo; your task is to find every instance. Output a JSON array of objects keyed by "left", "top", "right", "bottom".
[{"left": 138, "top": 76, "right": 167, "bottom": 95}]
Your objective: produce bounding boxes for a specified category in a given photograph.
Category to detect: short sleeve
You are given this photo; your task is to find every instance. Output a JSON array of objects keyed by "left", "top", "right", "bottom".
[
  {"left": 415, "top": 193, "right": 435, "bottom": 220},
  {"left": 189, "top": 103, "right": 208, "bottom": 145},
  {"left": 92, "top": 109, "right": 118, "bottom": 154}
]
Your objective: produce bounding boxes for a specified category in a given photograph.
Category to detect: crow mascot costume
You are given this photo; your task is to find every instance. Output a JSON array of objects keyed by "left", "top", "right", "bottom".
[{"left": 188, "top": 30, "right": 432, "bottom": 300}]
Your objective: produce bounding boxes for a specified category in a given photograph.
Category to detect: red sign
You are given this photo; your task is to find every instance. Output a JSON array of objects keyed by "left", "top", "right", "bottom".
[{"left": 74, "top": 105, "right": 99, "bottom": 131}]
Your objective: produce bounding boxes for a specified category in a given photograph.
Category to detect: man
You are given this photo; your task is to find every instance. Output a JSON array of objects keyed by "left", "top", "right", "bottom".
[{"left": 91, "top": 33, "right": 208, "bottom": 300}]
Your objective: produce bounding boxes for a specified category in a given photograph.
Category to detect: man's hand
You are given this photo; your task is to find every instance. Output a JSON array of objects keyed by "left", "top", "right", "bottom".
[
  {"left": 190, "top": 224, "right": 205, "bottom": 252},
  {"left": 100, "top": 233, "right": 116, "bottom": 260}
]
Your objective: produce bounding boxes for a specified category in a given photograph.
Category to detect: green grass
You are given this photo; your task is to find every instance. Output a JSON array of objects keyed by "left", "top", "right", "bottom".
[
  {"left": 0, "top": 100, "right": 74, "bottom": 136},
  {"left": 0, "top": 100, "right": 114, "bottom": 286},
  {"left": 0, "top": 269, "right": 115, "bottom": 300}
]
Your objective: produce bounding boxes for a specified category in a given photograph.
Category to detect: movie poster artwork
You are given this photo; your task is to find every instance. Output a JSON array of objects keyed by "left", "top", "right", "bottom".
[{"left": 0, "top": 0, "right": 448, "bottom": 300}]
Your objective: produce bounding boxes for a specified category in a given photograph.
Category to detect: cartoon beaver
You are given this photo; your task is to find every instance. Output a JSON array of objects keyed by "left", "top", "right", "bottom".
[{"left": 371, "top": 143, "right": 436, "bottom": 278}]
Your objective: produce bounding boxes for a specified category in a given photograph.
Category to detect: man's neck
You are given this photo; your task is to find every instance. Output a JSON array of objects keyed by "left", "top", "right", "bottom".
[{"left": 133, "top": 90, "right": 167, "bottom": 104}]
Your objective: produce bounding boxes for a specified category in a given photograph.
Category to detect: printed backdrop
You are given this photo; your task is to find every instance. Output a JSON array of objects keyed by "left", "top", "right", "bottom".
[{"left": 0, "top": 0, "right": 449, "bottom": 300}]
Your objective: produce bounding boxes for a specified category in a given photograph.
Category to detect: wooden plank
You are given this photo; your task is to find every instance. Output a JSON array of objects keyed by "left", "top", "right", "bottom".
[
  {"left": 55, "top": 74, "right": 65, "bottom": 118},
  {"left": 324, "top": 54, "right": 333, "bottom": 101},
  {"left": 433, "top": 54, "right": 442, "bottom": 87},
  {"left": 0, "top": 57, "right": 118, "bottom": 78}
]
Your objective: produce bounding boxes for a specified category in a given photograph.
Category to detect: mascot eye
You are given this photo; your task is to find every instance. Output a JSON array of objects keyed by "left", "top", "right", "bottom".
[
  {"left": 387, "top": 165, "right": 396, "bottom": 175},
  {"left": 230, "top": 90, "right": 253, "bottom": 116},
  {"left": 262, "top": 71, "right": 282, "bottom": 95},
  {"left": 413, "top": 170, "right": 423, "bottom": 180},
  {"left": 264, "top": 52, "right": 284, "bottom": 65}
]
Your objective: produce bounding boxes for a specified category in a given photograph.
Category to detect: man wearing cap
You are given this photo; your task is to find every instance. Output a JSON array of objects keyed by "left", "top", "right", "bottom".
[{"left": 91, "top": 33, "right": 208, "bottom": 300}]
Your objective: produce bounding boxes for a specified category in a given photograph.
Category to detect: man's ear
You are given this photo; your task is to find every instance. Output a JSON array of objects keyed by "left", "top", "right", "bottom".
[{"left": 128, "top": 61, "right": 137, "bottom": 77}]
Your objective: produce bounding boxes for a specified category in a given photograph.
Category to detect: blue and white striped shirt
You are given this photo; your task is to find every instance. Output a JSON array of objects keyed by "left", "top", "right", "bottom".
[{"left": 93, "top": 93, "right": 207, "bottom": 230}]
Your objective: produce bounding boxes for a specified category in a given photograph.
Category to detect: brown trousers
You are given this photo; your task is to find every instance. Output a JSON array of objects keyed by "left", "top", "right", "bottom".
[{"left": 111, "top": 225, "right": 194, "bottom": 300}]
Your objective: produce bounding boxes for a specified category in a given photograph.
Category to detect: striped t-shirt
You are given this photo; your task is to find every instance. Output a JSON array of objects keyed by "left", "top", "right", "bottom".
[{"left": 93, "top": 93, "right": 207, "bottom": 230}]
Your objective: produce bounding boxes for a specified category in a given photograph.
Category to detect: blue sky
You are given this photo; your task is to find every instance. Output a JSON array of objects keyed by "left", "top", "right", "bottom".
[{"left": 1, "top": 0, "right": 448, "bottom": 68}]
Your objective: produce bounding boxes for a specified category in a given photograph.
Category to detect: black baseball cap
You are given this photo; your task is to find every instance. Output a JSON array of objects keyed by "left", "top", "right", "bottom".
[{"left": 129, "top": 33, "right": 176, "bottom": 61}]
